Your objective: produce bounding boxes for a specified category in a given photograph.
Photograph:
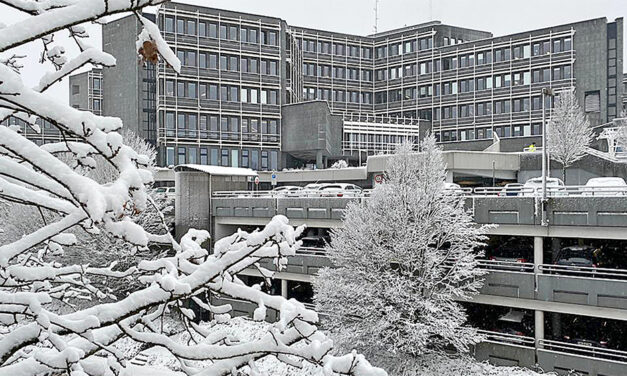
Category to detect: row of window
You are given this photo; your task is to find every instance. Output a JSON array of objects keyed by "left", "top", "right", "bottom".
[
  {"left": 302, "top": 63, "right": 373, "bottom": 81},
  {"left": 377, "top": 58, "right": 572, "bottom": 81},
  {"left": 163, "top": 113, "right": 280, "bottom": 142},
  {"left": 303, "top": 87, "right": 372, "bottom": 104},
  {"left": 300, "top": 39, "right": 373, "bottom": 58},
  {"left": 165, "top": 80, "right": 279, "bottom": 104},
  {"left": 437, "top": 123, "right": 543, "bottom": 142},
  {"left": 374, "top": 38, "right": 434, "bottom": 59},
  {"left": 373, "top": 65, "right": 572, "bottom": 103},
  {"left": 165, "top": 146, "right": 278, "bottom": 171},
  {"left": 176, "top": 50, "right": 279, "bottom": 75},
  {"left": 433, "top": 96, "right": 553, "bottom": 120},
  {"left": 298, "top": 37, "right": 434, "bottom": 58},
  {"left": 163, "top": 16, "right": 279, "bottom": 46}
]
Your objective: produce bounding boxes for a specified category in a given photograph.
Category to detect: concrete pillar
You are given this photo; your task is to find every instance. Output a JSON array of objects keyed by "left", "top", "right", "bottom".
[
  {"left": 535, "top": 310, "right": 545, "bottom": 346},
  {"left": 551, "top": 237, "right": 561, "bottom": 264},
  {"left": 552, "top": 313, "right": 562, "bottom": 339},
  {"left": 281, "top": 279, "right": 288, "bottom": 299},
  {"left": 534, "top": 236, "right": 543, "bottom": 274},
  {"left": 316, "top": 150, "right": 324, "bottom": 170},
  {"left": 445, "top": 170, "right": 453, "bottom": 183}
]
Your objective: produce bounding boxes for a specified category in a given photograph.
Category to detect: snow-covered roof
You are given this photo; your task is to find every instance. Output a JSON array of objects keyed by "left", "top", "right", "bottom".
[{"left": 174, "top": 164, "right": 258, "bottom": 177}]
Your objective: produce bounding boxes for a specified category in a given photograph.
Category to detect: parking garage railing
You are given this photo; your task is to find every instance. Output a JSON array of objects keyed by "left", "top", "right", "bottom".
[
  {"left": 539, "top": 339, "right": 627, "bottom": 363},
  {"left": 478, "top": 330, "right": 627, "bottom": 364},
  {"left": 213, "top": 185, "right": 627, "bottom": 198},
  {"left": 538, "top": 264, "right": 627, "bottom": 280},
  {"left": 477, "top": 329, "right": 536, "bottom": 347},
  {"left": 477, "top": 259, "right": 535, "bottom": 272}
]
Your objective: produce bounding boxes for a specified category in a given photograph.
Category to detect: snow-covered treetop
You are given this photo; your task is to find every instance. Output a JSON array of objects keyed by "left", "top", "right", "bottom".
[{"left": 547, "top": 89, "right": 592, "bottom": 169}]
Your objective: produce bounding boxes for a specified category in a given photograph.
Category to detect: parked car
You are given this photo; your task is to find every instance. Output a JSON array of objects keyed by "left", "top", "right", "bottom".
[
  {"left": 443, "top": 182, "right": 466, "bottom": 194},
  {"left": 559, "top": 316, "right": 611, "bottom": 357},
  {"left": 316, "top": 183, "right": 363, "bottom": 198},
  {"left": 522, "top": 177, "right": 566, "bottom": 196},
  {"left": 486, "top": 237, "right": 533, "bottom": 271},
  {"left": 555, "top": 246, "right": 599, "bottom": 268},
  {"left": 302, "top": 183, "right": 324, "bottom": 197},
  {"left": 492, "top": 309, "right": 533, "bottom": 342},
  {"left": 271, "top": 185, "right": 303, "bottom": 197},
  {"left": 498, "top": 183, "right": 524, "bottom": 197},
  {"left": 581, "top": 177, "right": 627, "bottom": 196},
  {"left": 153, "top": 186, "right": 175, "bottom": 200}
]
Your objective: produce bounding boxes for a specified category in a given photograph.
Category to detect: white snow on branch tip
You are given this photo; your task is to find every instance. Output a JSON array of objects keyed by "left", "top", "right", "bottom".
[{"left": 137, "top": 14, "right": 180, "bottom": 73}]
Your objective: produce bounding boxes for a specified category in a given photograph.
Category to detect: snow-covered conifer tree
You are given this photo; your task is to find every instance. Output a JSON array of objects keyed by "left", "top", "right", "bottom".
[
  {"left": 0, "top": 2, "right": 384, "bottom": 375},
  {"left": 546, "top": 89, "right": 593, "bottom": 181},
  {"left": 314, "top": 135, "right": 488, "bottom": 373}
]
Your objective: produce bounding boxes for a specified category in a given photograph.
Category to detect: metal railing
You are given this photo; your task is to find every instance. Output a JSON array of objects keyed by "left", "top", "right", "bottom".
[
  {"left": 538, "top": 264, "right": 627, "bottom": 280},
  {"left": 539, "top": 339, "right": 627, "bottom": 362},
  {"left": 213, "top": 185, "right": 627, "bottom": 199},
  {"left": 477, "top": 259, "right": 535, "bottom": 272},
  {"left": 477, "top": 329, "right": 535, "bottom": 347},
  {"left": 297, "top": 247, "right": 327, "bottom": 256}
]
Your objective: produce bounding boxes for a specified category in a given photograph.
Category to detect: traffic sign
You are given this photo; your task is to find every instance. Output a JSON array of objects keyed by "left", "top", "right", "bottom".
[
  {"left": 271, "top": 171, "right": 277, "bottom": 186},
  {"left": 374, "top": 174, "right": 384, "bottom": 184},
  {"left": 254, "top": 176, "right": 260, "bottom": 185}
]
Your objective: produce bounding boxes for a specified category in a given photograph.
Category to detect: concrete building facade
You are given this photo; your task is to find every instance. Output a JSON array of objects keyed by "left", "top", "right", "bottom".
[{"left": 64, "top": 3, "right": 624, "bottom": 169}]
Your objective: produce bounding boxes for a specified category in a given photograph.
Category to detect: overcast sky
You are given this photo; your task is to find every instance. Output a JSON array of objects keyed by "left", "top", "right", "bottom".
[{"left": 1, "top": 0, "right": 625, "bottom": 104}]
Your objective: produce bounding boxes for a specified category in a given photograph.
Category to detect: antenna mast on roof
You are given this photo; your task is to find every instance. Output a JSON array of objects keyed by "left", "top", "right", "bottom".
[{"left": 373, "top": 0, "right": 379, "bottom": 34}]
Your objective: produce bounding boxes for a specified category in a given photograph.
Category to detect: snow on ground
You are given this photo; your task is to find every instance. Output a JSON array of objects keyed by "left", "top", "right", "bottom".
[{"left": 122, "top": 317, "right": 550, "bottom": 376}]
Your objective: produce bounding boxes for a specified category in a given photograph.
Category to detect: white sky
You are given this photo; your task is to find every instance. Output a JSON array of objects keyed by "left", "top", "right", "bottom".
[{"left": 1, "top": 0, "right": 625, "bottom": 105}]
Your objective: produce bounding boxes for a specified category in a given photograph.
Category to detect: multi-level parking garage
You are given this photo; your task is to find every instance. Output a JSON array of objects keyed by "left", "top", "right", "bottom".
[{"left": 174, "top": 157, "right": 627, "bottom": 375}]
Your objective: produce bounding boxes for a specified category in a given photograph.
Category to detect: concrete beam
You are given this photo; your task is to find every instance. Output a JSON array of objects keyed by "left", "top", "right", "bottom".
[
  {"left": 214, "top": 216, "right": 343, "bottom": 229},
  {"left": 468, "top": 294, "right": 627, "bottom": 321},
  {"left": 486, "top": 224, "right": 627, "bottom": 240}
]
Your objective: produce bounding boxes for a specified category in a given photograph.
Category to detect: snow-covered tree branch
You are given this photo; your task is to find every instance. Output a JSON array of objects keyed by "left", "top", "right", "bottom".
[
  {"left": 314, "top": 136, "right": 490, "bottom": 374},
  {"left": 0, "top": 2, "right": 385, "bottom": 375},
  {"left": 546, "top": 89, "right": 593, "bottom": 181}
]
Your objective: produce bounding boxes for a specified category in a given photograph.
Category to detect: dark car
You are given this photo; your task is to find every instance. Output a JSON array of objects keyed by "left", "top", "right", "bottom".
[
  {"left": 491, "top": 310, "right": 534, "bottom": 344},
  {"left": 555, "top": 246, "right": 598, "bottom": 268},
  {"left": 486, "top": 237, "right": 533, "bottom": 271}
]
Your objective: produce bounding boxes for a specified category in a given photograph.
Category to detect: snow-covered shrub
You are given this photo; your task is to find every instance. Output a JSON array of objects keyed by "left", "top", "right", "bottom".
[
  {"left": 314, "top": 135, "right": 490, "bottom": 373},
  {"left": 331, "top": 160, "right": 349, "bottom": 169}
]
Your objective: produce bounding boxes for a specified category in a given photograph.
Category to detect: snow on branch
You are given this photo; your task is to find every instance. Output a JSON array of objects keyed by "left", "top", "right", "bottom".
[{"left": 0, "top": 1, "right": 384, "bottom": 375}]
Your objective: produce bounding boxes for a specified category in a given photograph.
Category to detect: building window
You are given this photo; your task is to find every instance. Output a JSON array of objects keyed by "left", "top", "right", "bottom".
[
  {"left": 187, "top": 20, "right": 196, "bottom": 35},
  {"left": 584, "top": 91, "right": 600, "bottom": 113},
  {"left": 209, "top": 23, "right": 218, "bottom": 38},
  {"left": 178, "top": 146, "right": 186, "bottom": 164},
  {"left": 165, "top": 17, "right": 175, "bottom": 33},
  {"left": 241, "top": 150, "right": 249, "bottom": 167},
  {"left": 166, "top": 147, "right": 175, "bottom": 166},
  {"left": 221, "top": 149, "right": 229, "bottom": 166},
  {"left": 200, "top": 148, "right": 208, "bottom": 165},
  {"left": 211, "top": 148, "right": 218, "bottom": 165},
  {"left": 92, "top": 78, "right": 101, "bottom": 90},
  {"left": 92, "top": 99, "right": 101, "bottom": 111}
]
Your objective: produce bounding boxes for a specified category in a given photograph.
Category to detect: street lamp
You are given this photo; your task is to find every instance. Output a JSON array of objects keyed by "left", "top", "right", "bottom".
[{"left": 541, "top": 87, "right": 554, "bottom": 227}]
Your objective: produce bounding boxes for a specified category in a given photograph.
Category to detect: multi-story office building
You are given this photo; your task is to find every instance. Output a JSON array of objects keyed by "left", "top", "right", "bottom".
[
  {"left": 69, "top": 68, "right": 103, "bottom": 115},
  {"left": 102, "top": 13, "right": 158, "bottom": 146},
  {"left": 68, "top": 2, "right": 623, "bottom": 169},
  {"left": 156, "top": 3, "right": 284, "bottom": 169}
]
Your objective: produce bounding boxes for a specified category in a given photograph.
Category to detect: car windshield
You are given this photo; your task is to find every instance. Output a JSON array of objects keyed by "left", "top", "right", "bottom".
[
  {"left": 558, "top": 248, "right": 596, "bottom": 263},
  {"left": 320, "top": 185, "right": 343, "bottom": 190}
]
